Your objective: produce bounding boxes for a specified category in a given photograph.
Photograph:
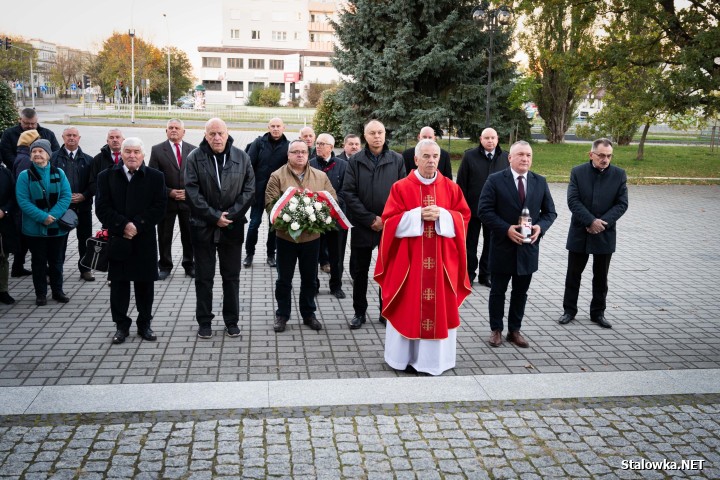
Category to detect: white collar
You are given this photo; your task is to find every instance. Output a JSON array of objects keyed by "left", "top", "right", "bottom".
[{"left": 413, "top": 169, "right": 437, "bottom": 185}]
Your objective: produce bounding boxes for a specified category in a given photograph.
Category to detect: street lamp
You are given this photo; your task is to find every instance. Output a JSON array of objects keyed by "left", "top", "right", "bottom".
[
  {"left": 473, "top": 4, "right": 513, "bottom": 127},
  {"left": 163, "top": 14, "right": 171, "bottom": 111},
  {"left": 129, "top": 29, "right": 135, "bottom": 124},
  {"left": 8, "top": 43, "right": 36, "bottom": 109}
]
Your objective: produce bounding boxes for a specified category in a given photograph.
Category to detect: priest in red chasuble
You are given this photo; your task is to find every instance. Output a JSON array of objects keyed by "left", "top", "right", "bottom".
[{"left": 374, "top": 139, "right": 472, "bottom": 375}]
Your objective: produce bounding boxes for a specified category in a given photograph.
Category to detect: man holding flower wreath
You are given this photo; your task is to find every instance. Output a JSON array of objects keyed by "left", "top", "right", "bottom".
[{"left": 265, "top": 139, "right": 338, "bottom": 333}]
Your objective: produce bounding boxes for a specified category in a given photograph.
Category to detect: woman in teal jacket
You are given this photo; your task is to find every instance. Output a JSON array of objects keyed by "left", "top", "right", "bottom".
[{"left": 15, "top": 139, "right": 72, "bottom": 306}]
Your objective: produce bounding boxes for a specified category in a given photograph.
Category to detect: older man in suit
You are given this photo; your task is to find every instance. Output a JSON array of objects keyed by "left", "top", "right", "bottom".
[
  {"left": 478, "top": 140, "right": 557, "bottom": 348},
  {"left": 149, "top": 119, "right": 197, "bottom": 280}
]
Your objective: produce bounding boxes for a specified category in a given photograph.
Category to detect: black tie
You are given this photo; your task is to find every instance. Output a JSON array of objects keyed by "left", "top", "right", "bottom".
[
  {"left": 487, "top": 152, "right": 493, "bottom": 161},
  {"left": 68, "top": 151, "right": 74, "bottom": 160}
]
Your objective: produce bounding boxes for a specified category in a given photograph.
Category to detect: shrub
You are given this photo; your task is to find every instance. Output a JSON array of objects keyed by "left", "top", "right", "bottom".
[{"left": 0, "top": 82, "right": 18, "bottom": 133}]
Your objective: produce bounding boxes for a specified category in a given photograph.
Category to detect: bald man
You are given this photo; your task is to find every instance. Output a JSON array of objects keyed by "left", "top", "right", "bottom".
[{"left": 401, "top": 126, "right": 453, "bottom": 179}]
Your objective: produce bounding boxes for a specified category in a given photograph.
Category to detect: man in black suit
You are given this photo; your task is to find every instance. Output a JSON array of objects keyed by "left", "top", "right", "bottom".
[
  {"left": 478, "top": 140, "right": 557, "bottom": 348},
  {"left": 402, "top": 126, "right": 452, "bottom": 179},
  {"left": 337, "top": 134, "right": 361, "bottom": 161},
  {"left": 95, "top": 138, "right": 167, "bottom": 345},
  {"left": 559, "top": 138, "right": 628, "bottom": 329},
  {"left": 149, "top": 119, "right": 197, "bottom": 280},
  {"left": 457, "top": 127, "right": 509, "bottom": 288}
]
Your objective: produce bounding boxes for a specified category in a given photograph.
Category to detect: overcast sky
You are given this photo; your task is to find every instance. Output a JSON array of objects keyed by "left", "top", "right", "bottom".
[{"left": 1, "top": 0, "right": 222, "bottom": 79}]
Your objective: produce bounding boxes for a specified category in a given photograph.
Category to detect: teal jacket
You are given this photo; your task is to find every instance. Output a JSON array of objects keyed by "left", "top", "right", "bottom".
[{"left": 16, "top": 162, "right": 71, "bottom": 237}]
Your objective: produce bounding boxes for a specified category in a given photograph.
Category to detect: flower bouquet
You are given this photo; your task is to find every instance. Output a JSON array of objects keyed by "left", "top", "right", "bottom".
[{"left": 270, "top": 187, "right": 351, "bottom": 242}]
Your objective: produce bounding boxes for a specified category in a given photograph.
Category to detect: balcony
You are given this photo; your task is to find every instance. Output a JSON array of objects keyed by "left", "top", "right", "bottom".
[
  {"left": 308, "top": 21, "right": 334, "bottom": 33},
  {"left": 309, "top": 41, "right": 334, "bottom": 52},
  {"left": 309, "top": 1, "right": 336, "bottom": 13}
]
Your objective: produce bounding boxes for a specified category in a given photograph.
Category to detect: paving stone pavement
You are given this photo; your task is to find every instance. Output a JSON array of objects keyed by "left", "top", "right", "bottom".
[
  {"left": 1, "top": 184, "right": 719, "bottom": 386},
  {"left": 1, "top": 395, "right": 718, "bottom": 479}
]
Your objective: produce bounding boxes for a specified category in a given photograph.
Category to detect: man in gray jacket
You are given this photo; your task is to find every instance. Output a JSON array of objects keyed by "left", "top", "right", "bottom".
[
  {"left": 343, "top": 120, "right": 406, "bottom": 330},
  {"left": 185, "top": 118, "right": 255, "bottom": 339}
]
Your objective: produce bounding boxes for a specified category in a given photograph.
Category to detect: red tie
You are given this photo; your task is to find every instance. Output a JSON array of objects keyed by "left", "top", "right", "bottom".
[
  {"left": 174, "top": 143, "right": 182, "bottom": 168},
  {"left": 518, "top": 175, "right": 526, "bottom": 205},
  {"left": 113, "top": 152, "right": 119, "bottom": 164}
]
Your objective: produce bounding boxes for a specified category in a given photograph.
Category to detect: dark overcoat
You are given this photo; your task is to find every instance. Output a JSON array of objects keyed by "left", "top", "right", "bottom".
[
  {"left": 148, "top": 139, "right": 197, "bottom": 214},
  {"left": 566, "top": 161, "right": 628, "bottom": 255},
  {"left": 456, "top": 145, "right": 509, "bottom": 219},
  {"left": 478, "top": 168, "right": 557, "bottom": 276},
  {"left": 95, "top": 164, "right": 167, "bottom": 281}
]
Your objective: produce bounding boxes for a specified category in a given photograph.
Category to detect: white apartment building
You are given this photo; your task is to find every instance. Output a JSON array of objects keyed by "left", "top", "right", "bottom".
[{"left": 198, "top": 0, "right": 342, "bottom": 106}]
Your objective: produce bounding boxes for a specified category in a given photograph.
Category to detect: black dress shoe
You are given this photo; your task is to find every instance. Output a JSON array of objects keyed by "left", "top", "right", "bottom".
[
  {"left": 80, "top": 271, "right": 95, "bottom": 281},
  {"left": 158, "top": 270, "right": 171, "bottom": 281},
  {"left": 112, "top": 329, "right": 129, "bottom": 344},
  {"left": 243, "top": 255, "right": 253, "bottom": 267},
  {"left": 35, "top": 296, "right": 47, "bottom": 306},
  {"left": 52, "top": 292, "right": 70, "bottom": 303},
  {"left": 303, "top": 314, "right": 323, "bottom": 331},
  {"left": 11, "top": 268, "right": 32, "bottom": 277},
  {"left": 274, "top": 315, "right": 289, "bottom": 333},
  {"left": 331, "top": 289, "right": 346, "bottom": 299},
  {"left": 185, "top": 267, "right": 195, "bottom": 278},
  {"left": 266, "top": 256, "right": 276, "bottom": 267},
  {"left": 138, "top": 328, "right": 157, "bottom": 341},
  {"left": 349, "top": 314, "right": 366, "bottom": 330},
  {"left": 558, "top": 313, "right": 575, "bottom": 325},
  {"left": 477, "top": 278, "right": 492, "bottom": 288},
  {"left": 379, "top": 315, "right": 387, "bottom": 326},
  {"left": 591, "top": 315, "right": 613, "bottom": 329},
  {"left": 0, "top": 292, "right": 15, "bottom": 305}
]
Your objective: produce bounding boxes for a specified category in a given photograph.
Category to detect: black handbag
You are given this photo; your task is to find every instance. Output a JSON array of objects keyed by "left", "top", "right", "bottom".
[{"left": 80, "top": 237, "right": 109, "bottom": 272}]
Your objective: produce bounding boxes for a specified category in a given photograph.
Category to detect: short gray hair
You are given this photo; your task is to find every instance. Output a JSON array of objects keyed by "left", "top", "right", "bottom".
[
  {"left": 317, "top": 133, "right": 335, "bottom": 146},
  {"left": 287, "top": 139, "right": 307, "bottom": 154},
  {"left": 592, "top": 138, "right": 613, "bottom": 151},
  {"left": 509, "top": 140, "right": 531, "bottom": 155},
  {"left": 167, "top": 118, "right": 184, "bottom": 129},
  {"left": 121, "top": 137, "right": 145, "bottom": 154},
  {"left": 415, "top": 139, "right": 440, "bottom": 157}
]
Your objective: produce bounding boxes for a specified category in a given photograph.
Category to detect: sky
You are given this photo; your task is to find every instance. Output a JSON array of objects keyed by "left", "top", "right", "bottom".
[{"left": 0, "top": 0, "right": 223, "bottom": 78}]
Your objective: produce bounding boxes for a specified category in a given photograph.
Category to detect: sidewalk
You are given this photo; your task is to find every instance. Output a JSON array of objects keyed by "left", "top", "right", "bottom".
[{"left": 1, "top": 183, "right": 719, "bottom": 478}]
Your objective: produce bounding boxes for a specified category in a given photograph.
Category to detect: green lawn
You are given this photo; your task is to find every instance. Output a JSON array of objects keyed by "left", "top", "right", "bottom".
[{"left": 393, "top": 140, "right": 720, "bottom": 184}]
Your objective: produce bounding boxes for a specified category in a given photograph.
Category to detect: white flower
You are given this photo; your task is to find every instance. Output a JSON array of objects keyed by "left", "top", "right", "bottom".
[
  {"left": 302, "top": 196, "right": 312, "bottom": 205},
  {"left": 325, "top": 216, "right": 333, "bottom": 224},
  {"left": 289, "top": 196, "right": 299, "bottom": 204},
  {"left": 313, "top": 202, "right": 323, "bottom": 211},
  {"left": 290, "top": 222, "right": 300, "bottom": 231},
  {"left": 309, "top": 214, "right": 317, "bottom": 222},
  {"left": 288, "top": 203, "right": 297, "bottom": 212},
  {"left": 282, "top": 213, "right": 292, "bottom": 222},
  {"left": 304, "top": 206, "right": 314, "bottom": 215}
]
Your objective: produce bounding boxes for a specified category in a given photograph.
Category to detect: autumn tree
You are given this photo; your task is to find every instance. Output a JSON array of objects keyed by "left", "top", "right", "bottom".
[
  {"left": 49, "top": 50, "right": 87, "bottom": 97},
  {"left": 0, "top": 34, "right": 35, "bottom": 84}
]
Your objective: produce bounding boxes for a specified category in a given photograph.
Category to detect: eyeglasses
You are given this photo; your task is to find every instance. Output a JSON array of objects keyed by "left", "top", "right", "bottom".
[
  {"left": 592, "top": 152, "right": 613, "bottom": 160},
  {"left": 315, "top": 142, "right": 333, "bottom": 147},
  {"left": 289, "top": 150, "right": 308, "bottom": 155}
]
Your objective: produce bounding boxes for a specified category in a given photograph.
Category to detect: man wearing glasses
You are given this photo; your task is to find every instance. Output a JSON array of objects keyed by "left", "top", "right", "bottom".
[{"left": 559, "top": 138, "right": 628, "bottom": 329}]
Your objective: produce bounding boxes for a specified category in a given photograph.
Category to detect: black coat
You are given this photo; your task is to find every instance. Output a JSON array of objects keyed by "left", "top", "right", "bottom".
[
  {"left": 0, "top": 165, "right": 17, "bottom": 255},
  {"left": 310, "top": 155, "right": 348, "bottom": 212},
  {"left": 12, "top": 145, "right": 31, "bottom": 179},
  {"left": 402, "top": 147, "right": 453, "bottom": 180},
  {"left": 247, "top": 132, "right": 289, "bottom": 206},
  {"left": 457, "top": 145, "right": 509, "bottom": 219},
  {"left": 148, "top": 139, "right": 197, "bottom": 214},
  {"left": 566, "top": 161, "right": 628, "bottom": 255},
  {"left": 95, "top": 164, "right": 167, "bottom": 281},
  {"left": 0, "top": 123, "right": 59, "bottom": 169},
  {"left": 89, "top": 144, "right": 121, "bottom": 197},
  {"left": 50, "top": 146, "right": 94, "bottom": 212},
  {"left": 478, "top": 168, "right": 557, "bottom": 276},
  {"left": 342, "top": 144, "right": 406, "bottom": 248}
]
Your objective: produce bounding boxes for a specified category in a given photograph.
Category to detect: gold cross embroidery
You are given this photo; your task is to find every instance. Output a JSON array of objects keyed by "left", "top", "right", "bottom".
[
  {"left": 422, "top": 288, "right": 435, "bottom": 301},
  {"left": 423, "top": 195, "right": 435, "bottom": 206},
  {"left": 424, "top": 226, "right": 435, "bottom": 238},
  {"left": 423, "top": 257, "right": 435, "bottom": 269},
  {"left": 422, "top": 319, "right": 434, "bottom": 331}
]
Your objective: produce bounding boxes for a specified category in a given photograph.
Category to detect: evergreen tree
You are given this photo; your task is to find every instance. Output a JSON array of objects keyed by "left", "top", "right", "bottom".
[
  {"left": 313, "top": 87, "right": 343, "bottom": 142},
  {"left": 330, "top": 0, "right": 529, "bottom": 142},
  {"left": 0, "top": 82, "right": 17, "bottom": 133}
]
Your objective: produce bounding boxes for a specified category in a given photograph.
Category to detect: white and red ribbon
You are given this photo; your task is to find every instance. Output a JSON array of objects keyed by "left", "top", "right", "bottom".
[
  {"left": 269, "top": 187, "right": 352, "bottom": 230},
  {"left": 269, "top": 187, "right": 299, "bottom": 223}
]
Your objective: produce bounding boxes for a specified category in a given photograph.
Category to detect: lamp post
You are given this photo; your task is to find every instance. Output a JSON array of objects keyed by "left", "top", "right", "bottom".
[
  {"left": 163, "top": 14, "right": 171, "bottom": 111},
  {"left": 10, "top": 44, "right": 36, "bottom": 109},
  {"left": 473, "top": 4, "right": 512, "bottom": 127},
  {"left": 129, "top": 29, "right": 135, "bottom": 124}
]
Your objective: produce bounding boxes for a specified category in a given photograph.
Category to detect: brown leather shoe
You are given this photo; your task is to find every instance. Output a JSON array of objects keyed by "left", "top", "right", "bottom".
[
  {"left": 488, "top": 330, "right": 503, "bottom": 347},
  {"left": 506, "top": 331, "right": 529, "bottom": 348}
]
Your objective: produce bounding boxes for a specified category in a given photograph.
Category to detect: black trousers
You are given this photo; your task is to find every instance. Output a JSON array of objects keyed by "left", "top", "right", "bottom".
[
  {"left": 562, "top": 251, "right": 613, "bottom": 318},
  {"left": 110, "top": 280, "right": 154, "bottom": 332},
  {"left": 193, "top": 229, "right": 243, "bottom": 327},
  {"left": 466, "top": 217, "right": 491, "bottom": 282},
  {"left": 26, "top": 235, "right": 67, "bottom": 297},
  {"left": 488, "top": 272, "right": 533, "bottom": 332},
  {"left": 350, "top": 245, "right": 382, "bottom": 317},
  {"left": 317, "top": 229, "right": 346, "bottom": 293},
  {"left": 11, "top": 214, "right": 28, "bottom": 272},
  {"left": 75, "top": 209, "right": 93, "bottom": 273},
  {"left": 157, "top": 204, "right": 194, "bottom": 272},
  {"left": 275, "top": 237, "right": 320, "bottom": 318},
  {"left": 245, "top": 202, "right": 276, "bottom": 257}
]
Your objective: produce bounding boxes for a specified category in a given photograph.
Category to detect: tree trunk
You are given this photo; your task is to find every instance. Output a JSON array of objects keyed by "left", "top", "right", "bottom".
[{"left": 636, "top": 122, "right": 651, "bottom": 160}]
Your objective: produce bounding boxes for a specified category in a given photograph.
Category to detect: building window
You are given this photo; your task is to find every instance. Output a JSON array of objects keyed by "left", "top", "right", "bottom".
[
  {"left": 251, "top": 30, "right": 261, "bottom": 40},
  {"left": 310, "top": 33, "right": 316, "bottom": 42},
  {"left": 227, "top": 58, "right": 243, "bottom": 69},
  {"left": 230, "top": 29, "right": 240, "bottom": 39},
  {"left": 269, "top": 83, "right": 286, "bottom": 93},
  {"left": 202, "top": 80, "right": 221, "bottom": 91},
  {"left": 272, "top": 31, "right": 287, "bottom": 41},
  {"left": 294, "top": 32, "right": 300, "bottom": 40},
  {"left": 248, "top": 82, "right": 265, "bottom": 93},
  {"left": 269, "top": 60, "right": 284, "bottom": 70},
  {"left": 248, "top": 59, "right": 265, "bottom": 70},
  {"left": 227, "top": 81, "right": 244, "bottom": 92},
  {"left": 309, "top": 60, "right": 332, "bottom": 67},
  {"left": 202, "top": 57, "right": 221, "bottom": 68}
]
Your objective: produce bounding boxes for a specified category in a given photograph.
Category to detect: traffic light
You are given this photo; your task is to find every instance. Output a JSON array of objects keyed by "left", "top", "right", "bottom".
[
  {"left": 4, "top": 37, "right": 11, "bottom": 50},
  {"left": 83, "top": 75, "right": 90, "bottom": 89}
]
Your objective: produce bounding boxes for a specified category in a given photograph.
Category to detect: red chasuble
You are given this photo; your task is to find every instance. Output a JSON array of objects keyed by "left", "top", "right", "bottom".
[{"left": 374, "top": 172, "right": 472, "bottom": 340}]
